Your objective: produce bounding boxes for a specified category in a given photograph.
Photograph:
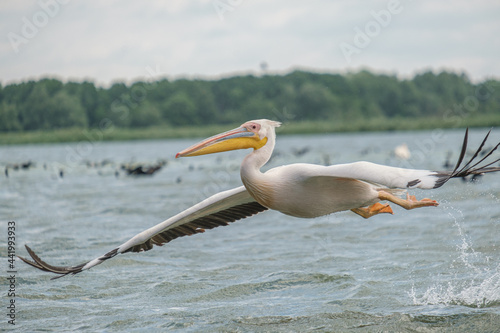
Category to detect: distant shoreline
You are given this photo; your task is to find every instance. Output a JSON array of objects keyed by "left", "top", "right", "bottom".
[{"left": 2, "top": 115, "right": 499, "bottom": 145}]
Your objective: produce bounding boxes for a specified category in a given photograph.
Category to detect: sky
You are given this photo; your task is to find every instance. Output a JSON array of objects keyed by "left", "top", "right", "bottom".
[{"left": 1, "top": 0, "right": 499, "bottom": 87}]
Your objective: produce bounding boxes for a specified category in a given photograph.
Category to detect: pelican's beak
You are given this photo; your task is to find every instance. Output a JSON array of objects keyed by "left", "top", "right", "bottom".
[{"left": 176, "top": 126, "right": 267, "bottom": 158}]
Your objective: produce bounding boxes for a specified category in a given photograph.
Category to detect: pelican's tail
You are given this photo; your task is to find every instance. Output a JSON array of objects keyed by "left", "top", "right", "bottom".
[{"left": 433, "top": 128, "right": 500, "bottom": 188}]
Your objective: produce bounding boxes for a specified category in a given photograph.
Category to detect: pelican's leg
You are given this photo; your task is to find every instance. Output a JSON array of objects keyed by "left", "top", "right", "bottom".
[
  {"left": 378, "top": 191, "right": 438, "bottom": 210},
  {"left": 351, "top": 202, "right": 394, "bottom": 219}
]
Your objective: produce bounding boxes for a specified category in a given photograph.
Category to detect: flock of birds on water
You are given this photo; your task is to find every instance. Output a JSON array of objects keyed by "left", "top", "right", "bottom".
[
  {"left": 3, "top": 159, "right": 167, "bottom": 179},
  {"left": 2, "top": 143, "right": 497, "bottom": 184}
]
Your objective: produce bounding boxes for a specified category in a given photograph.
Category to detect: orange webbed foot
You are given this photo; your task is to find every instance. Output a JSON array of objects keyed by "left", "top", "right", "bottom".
[
  {"left": 351, "top": 202, "right": 394, "bottom": 219},
  {"left": 405, "top": 193, "right": 439, "bottom": 208}
]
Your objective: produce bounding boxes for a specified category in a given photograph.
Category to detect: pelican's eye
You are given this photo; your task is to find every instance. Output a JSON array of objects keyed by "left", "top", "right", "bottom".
[{"left": 247, "top": 123, "right": 260, "bottom": 132}]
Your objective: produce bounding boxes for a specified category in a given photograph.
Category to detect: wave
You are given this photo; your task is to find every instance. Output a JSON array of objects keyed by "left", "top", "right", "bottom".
[{"left": 180, "top": 272, "right": 355, "bottom": 303}]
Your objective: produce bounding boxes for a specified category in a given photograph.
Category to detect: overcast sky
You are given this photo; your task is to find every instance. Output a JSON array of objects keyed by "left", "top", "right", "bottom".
[{"left": 1, "top": 0, "right": 499, "bottom": 87}]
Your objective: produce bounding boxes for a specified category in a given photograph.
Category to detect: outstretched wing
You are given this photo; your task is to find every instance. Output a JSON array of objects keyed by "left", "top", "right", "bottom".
[
  {"left": 315, "top": 128, "right": 500, "bottom": 189},
  {"left": 19, "top": 186, "right": 268, "bottom": 279}
]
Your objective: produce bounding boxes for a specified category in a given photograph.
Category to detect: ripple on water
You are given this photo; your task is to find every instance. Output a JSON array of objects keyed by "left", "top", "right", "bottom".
[{"left": 182, "top": 272, "right": 355, "bottom": 303}]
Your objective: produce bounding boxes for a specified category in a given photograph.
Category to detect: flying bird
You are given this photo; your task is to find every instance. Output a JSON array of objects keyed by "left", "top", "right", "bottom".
[{"left": 19, "top": 120, "right": 500, "bottom": 279}]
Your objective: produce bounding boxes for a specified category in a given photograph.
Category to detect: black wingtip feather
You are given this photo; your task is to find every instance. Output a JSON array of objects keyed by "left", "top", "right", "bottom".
[{"left": 19, "top": 244, "right": 88, "bottom": 279}]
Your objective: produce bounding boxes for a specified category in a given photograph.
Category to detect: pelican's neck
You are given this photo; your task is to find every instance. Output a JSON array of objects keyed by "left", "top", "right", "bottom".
[
  {"left": 239, "top": 129, "right": 277, "bottom": 207},
  {"left": 240, "top": 132, "right": 275, "bottom": 183}
]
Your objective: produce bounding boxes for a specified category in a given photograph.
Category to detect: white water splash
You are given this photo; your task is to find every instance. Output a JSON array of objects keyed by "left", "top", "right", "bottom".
[
  {"left": 410, "top": 200, "right": 500, "bottom": 308},
  {"left": 410, "top": 269, "right": 500, "bottom": 308}
]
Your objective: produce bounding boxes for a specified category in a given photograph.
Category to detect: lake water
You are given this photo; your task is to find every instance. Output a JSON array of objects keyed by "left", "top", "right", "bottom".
[{"left": 1, "top": 128, "right": 500, "bottom": 332}]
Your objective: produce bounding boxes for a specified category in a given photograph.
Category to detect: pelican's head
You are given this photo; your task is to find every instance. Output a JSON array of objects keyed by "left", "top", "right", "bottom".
[{"left": 176, "top": 119, "right": 281, "bottom": 158}]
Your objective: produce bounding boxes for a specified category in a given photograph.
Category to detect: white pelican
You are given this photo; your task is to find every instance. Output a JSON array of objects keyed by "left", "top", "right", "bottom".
[
  {"left": 394, "top": 143, "right": 411, "bottom": 160},
  {"left": 19, "top": 120, "right": 500, "bottom": 279}
]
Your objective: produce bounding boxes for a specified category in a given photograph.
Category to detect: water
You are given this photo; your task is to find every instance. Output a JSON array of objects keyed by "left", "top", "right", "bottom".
[{"left": 1, "top": 128, "right": 500, "bottom": 332}]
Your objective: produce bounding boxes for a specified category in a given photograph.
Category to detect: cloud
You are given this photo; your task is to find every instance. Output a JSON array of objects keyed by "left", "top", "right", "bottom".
[{"left": 0, "top": 0, "right": 499, "bottom": 86}]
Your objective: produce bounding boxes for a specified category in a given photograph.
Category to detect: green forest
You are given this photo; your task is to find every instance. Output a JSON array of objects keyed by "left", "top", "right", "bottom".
[{"left": 1, "top": 70, "right": 499, "bottom": 140}]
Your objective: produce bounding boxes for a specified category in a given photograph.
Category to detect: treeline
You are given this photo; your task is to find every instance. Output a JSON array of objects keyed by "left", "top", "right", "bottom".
[{"left": 0, "top": 70, "right": 499, "bottom": 132}]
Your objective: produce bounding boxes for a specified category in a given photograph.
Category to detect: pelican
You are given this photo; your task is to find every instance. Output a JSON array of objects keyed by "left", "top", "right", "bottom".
[{"left": 19, "top": 120, "right": 500, "bottom": 279}]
